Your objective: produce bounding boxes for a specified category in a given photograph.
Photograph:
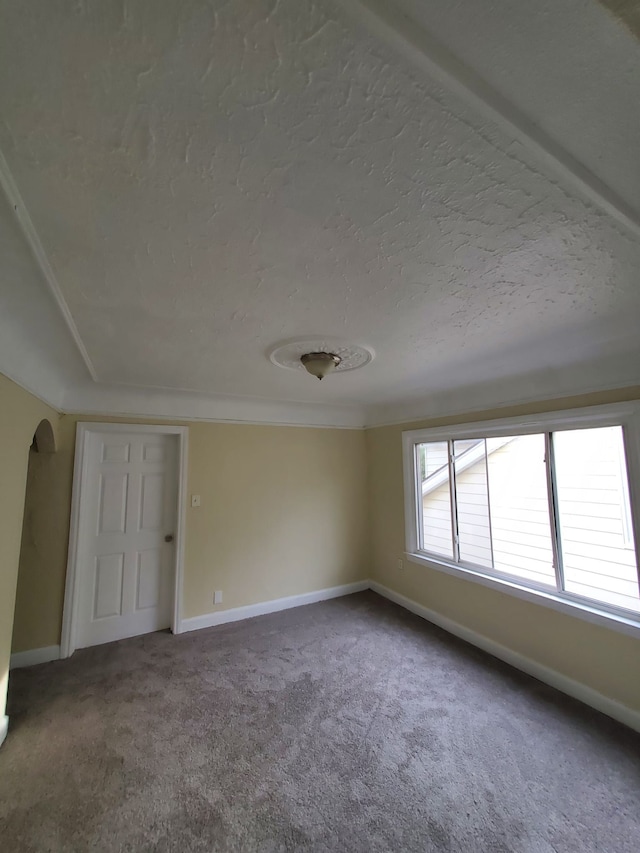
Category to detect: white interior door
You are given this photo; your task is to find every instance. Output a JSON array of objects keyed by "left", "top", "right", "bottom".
[{"left": 75, "top": 430, "right": 178, "bottom": 649}]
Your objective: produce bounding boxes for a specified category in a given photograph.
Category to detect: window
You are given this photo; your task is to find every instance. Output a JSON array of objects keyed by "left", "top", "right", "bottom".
[{"left": 404, "top": 404, "right": 640, "bottom": 629}]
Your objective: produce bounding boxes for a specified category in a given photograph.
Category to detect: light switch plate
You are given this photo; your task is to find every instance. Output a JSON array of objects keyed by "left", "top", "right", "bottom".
[{"left": 191, "top": 494, "right": 201, "bottom": 507}]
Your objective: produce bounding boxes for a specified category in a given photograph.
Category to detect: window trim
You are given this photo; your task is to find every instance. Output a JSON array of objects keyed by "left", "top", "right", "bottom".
[{"left": 402, "top": 402, "right": 640, "bottom": 638}]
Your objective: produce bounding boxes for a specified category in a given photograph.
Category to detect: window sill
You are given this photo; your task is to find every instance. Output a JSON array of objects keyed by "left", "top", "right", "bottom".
[{"left": 406, "top": 551, "right": 640, "bottom": 640}]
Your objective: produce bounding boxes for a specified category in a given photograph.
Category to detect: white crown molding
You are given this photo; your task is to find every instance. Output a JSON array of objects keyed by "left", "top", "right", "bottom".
[
  {"left": 4, "top": 356, "right": 638, "bottom": 432},
  {"left": 62, "top": 381, "right": 368, "bottom": 429},
  {"left": 363, "top": 364, "right": 640, "bottom": 429},
  {"left": 0, "top": 363, "right": 64, "bottom": 412},
  {"left": 343, "top": 0, "right": 640, "bottom": 237},
  {"left": 0, "top": 146, "right": 98, "bottom": 381},
  {"left": 4, "top": 364, "right": 637, "bottom": 432}
]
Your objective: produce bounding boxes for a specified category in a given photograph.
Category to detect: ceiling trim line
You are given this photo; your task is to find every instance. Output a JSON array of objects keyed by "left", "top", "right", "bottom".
[
  {"left": 362, "top": 379, "right": 640, "bottom": 430},
  {"left": 0, "top": 146, "right": 99, "bottom": 381},
  {"left": 61, "top": 382, "right": 368, "bottom": 429},
  {"left": 0, "top": 365, "right": 64, "bottom": 413},
  {"left": 61, "top": 408, "right": 366, "bottom": 431},
  {"left": 344, "top": 0, "right": 640, "bottom": 237}
]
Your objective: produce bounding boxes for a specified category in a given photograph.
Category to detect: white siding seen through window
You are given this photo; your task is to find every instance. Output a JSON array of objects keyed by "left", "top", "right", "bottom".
[{"left": 405, "top": 407, "right": 640, "bottom": 626}]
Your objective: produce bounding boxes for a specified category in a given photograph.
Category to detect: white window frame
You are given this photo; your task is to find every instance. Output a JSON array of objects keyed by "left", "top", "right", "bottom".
[{"left": 402, "top": 402, "right": 640, "bottom": 638}]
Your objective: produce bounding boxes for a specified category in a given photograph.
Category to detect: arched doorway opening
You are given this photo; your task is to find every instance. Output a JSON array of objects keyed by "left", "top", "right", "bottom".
[
  {"left": 10, "top": 419, "right": 64, "bottom": 667},
  {"left": 32, "top": 419, "right": 56, "bottom": 454}
]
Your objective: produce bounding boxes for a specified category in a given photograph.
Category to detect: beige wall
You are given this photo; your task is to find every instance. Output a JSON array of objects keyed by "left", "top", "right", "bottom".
[
  {"left": 0, "top": 373, "right": 61, "bottom": 722},
  {"left": 366, "top": 386, "right": 640, "bottom": 714},
  {"left": 11, "top": 440, "right": 74, "bottom": 653},
  {"left": 184, "top": 422, "right": 368, "bottom": 614},
  {"left": 7, "top": 373, "right": 640, "bottom": 721},
  {"left": 10, "top": 411, "right": 369, "bottom": 655}
]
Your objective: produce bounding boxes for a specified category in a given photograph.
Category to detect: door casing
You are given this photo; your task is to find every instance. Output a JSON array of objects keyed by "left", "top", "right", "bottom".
[{"left": 61, "top": 422, "right": 188, "bottom": 657}]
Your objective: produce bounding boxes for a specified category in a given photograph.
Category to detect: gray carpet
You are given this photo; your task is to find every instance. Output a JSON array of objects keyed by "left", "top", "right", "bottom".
[{"left": 1, "top": 592, "right": 639, "bottom": 852}]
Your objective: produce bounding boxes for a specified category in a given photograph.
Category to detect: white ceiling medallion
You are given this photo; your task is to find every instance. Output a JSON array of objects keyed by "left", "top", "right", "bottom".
[{"left": 269, "top": 338, "right": 374, "bottom": 379}]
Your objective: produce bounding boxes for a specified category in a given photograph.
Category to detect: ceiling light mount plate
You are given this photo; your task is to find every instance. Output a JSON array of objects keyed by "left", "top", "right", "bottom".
[{"left": 269, "top": 338, "right": 374, "bottom": 377}]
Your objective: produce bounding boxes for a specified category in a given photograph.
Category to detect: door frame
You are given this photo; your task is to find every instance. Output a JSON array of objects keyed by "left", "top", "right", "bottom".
[{"left": 61, "top": 422, "right": 189, "bottom": 658}]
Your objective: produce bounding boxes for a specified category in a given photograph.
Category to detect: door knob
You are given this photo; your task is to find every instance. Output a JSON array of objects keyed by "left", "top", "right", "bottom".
[{"left": 164, "top": 534, "right": 174, "bottom": 543}]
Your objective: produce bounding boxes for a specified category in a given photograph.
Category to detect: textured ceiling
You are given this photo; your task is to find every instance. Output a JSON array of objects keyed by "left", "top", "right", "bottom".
[
  {"left": 0, "top": 0, "right": 639, "bottom": 418},
  {"left": 391, "top": 0, "right": 640, "bottom": 214}
]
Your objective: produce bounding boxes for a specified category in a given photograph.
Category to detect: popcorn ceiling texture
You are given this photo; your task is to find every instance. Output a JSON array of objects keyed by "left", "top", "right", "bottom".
[
  {"left": 391, "top": 0, "right": 640, "bottom": 213},
  {"left": 0, "top": 0, "right": 639, "bottom": 413}
]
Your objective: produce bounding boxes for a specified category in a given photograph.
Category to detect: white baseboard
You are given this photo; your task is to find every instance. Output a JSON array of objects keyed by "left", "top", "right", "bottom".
[
  {"left": 369, "top": 581, "right": 640, "bottom": 734},
  {"left": 10, "top": 645, "right": 60, "bottom": 670},
  {"left": 179, "top": 580, "right": 369, "bottom": 634},
  {"left": 6, "top": 584, "right": 637, "bottom": 735}
]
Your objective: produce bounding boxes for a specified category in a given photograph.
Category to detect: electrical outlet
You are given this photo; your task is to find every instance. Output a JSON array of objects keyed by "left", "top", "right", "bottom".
[
  {"left": 397, "top": 558, "right": 404, "bottom": 571},
  {"left": 191, "top": 494, "right": 201, "bottom": 507},
  {"left": 214, "top": 590, "right": 223, "bottom": 605}
]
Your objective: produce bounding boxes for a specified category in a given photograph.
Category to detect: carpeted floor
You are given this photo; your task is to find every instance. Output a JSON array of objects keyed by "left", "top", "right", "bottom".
[{"left": 1, "top": 592, "right": 639, "bottom": 852}]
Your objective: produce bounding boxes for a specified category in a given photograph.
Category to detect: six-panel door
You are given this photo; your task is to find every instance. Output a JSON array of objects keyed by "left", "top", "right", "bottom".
[{"left": 76, "top": 431, "right": 178, "bottom": 648}]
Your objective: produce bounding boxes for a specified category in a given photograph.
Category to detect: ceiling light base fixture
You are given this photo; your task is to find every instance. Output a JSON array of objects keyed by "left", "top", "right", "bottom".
[
  {"left": 269, "top": 338, "right": 374, "bottom": 380},
  {"left": 300, "top": 351, "right": 341, "bottom": 380}
]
